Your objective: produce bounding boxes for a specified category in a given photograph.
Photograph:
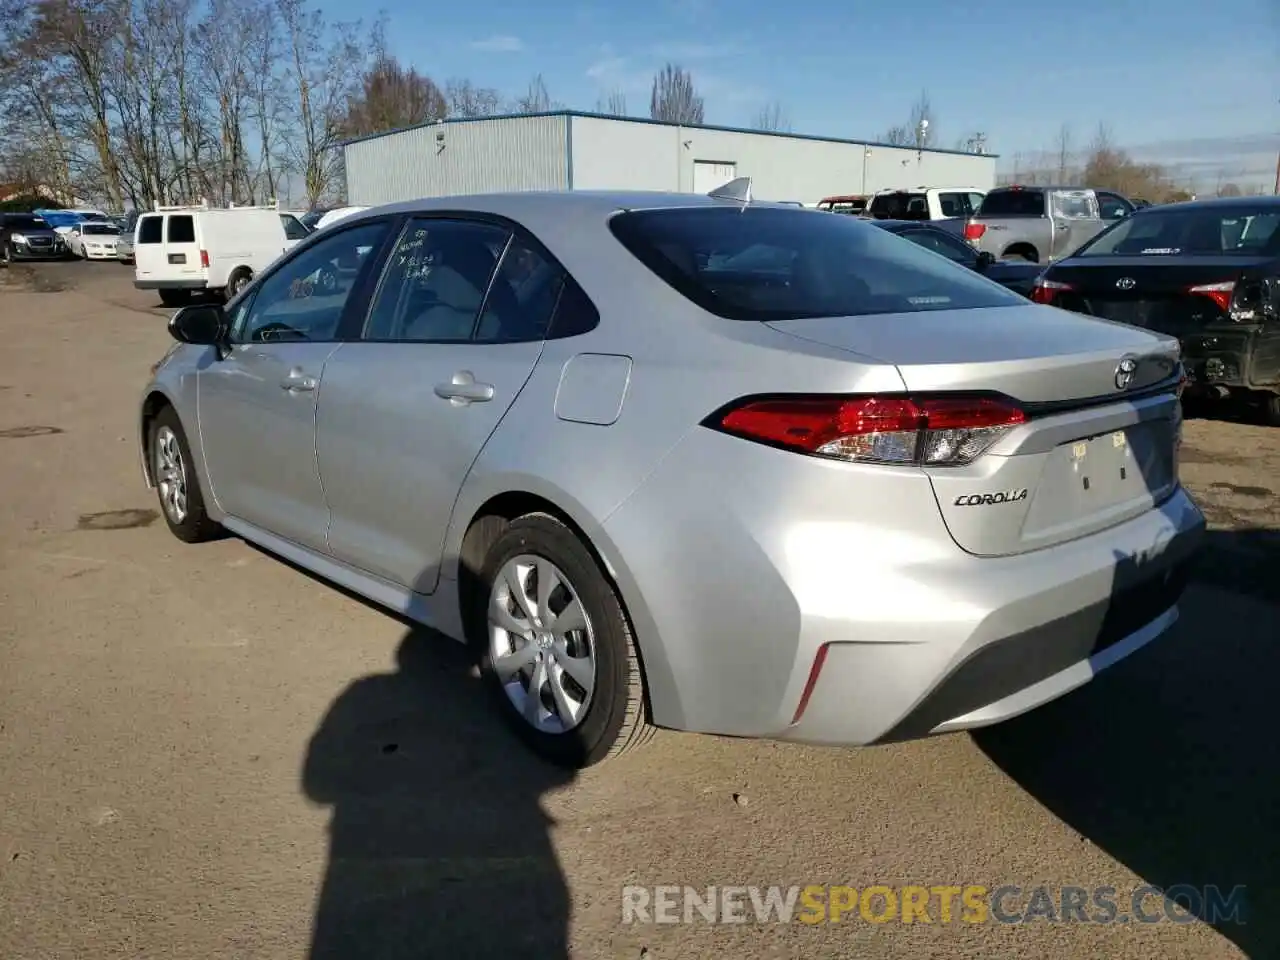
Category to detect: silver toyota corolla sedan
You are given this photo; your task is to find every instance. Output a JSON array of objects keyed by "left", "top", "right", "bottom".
[{"left": 138, "top": 183, "right": 1205, "bottom": 768}]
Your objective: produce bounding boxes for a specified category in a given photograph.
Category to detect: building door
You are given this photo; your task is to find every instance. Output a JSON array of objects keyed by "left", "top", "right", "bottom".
[{"left": 692, "top": 161, "right": 738, "bottom": 194}]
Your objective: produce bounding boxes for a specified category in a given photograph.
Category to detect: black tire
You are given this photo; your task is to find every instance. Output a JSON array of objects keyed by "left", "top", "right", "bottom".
[
  {"left": 1263, "top": 393, "right": 1280, "bottom": 428},
  {"left": 1003, "top": 245, "right": 1039, "bottom": 263},
  {"left": 471, "top": 513, "right": 654, "bottom": 768},
  {"left": 149, "top": 405, "right": 221, "bottom": 543},
  {"left": 225, "top": 268, "right": 251, "bottom": 300},
  {"left": 158, "top": 288, "right": 190, "bottom": 307}
]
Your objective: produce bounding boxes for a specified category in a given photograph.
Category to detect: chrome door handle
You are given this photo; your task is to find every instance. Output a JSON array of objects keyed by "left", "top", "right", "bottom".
[
  {"left": 434, "top": 371, "right": 495, "bottom": 404},
  {"left": 280, "top": 372, "right": 318, "bottom": 392}
]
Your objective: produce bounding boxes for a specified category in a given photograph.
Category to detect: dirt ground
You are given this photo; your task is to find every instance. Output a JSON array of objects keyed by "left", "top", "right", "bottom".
[{"left": 1, "top": 259, "right": 1277, "bottom": 959}]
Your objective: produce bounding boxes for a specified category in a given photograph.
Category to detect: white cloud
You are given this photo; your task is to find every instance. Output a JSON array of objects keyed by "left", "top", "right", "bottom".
[{"left": 470, "top": 35, "right": 524, "bottom": 53}]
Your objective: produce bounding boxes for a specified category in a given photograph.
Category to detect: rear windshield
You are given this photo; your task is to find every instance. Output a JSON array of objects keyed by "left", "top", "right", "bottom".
[
  {"left": 978, "top": 190, "right": 1045, "bottom": 217},
  {"left": 868, "top": 192, "right": 929, "bottom": 220},
  {"left": 1078, "top": 207, "right": 1280, "bottom": 257},
  {"left": 608, "top": 206, "right": 1023, "bottom": 321},
  {"left": 137, "top": 216, "right": 162, "bottom": 244}
]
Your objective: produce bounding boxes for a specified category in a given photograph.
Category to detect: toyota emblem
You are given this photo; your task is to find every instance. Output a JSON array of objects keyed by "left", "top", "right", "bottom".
[
  {"left": 1116, "top": 277, "right": 1136, "bottom": 290},
  {"left": 1115, "top": 356, "right": 1138, "bottom": 390}
]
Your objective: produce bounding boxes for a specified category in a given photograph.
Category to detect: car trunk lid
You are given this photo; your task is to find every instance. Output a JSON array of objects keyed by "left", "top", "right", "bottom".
[
  {"left": 765, "top": 304, "right": 1183, "bottom": 556},
  {"left": 1045, "top": 255, "right": 1270, "bottom": 335}
]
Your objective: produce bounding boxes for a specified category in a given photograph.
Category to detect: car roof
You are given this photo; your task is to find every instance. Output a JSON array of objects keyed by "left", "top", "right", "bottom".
[
  {"left": 356, "top": 190, "right": 805, "bottom": 222},
  {"left": 1147, "top": 195, "right": 1280, "bottom": 212}
]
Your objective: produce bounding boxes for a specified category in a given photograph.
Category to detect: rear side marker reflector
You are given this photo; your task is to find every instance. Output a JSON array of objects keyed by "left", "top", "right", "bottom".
[
  {"left": 711, "top": 394, "right": 1028, "bottom": 467},
  {"left": 791, "top": 643, "right": 830, "bottom": 724}
]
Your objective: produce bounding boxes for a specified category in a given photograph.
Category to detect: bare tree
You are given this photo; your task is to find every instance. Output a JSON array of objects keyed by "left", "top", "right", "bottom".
[
  {"left": 445, "top": 78, "right": 503, "bottom": 118},
  {"left": 512, "top": 73, "right": 552, "bottom": 114},
  {"left": 907, "top": 90, "right": 934, "bottom": 149},
  {"left": 1054, "top": 123, "right": 1073, "bottom": 183},
  {"left": 594, "top": 88, "right": 627, "bottom": 116},
  {"left": 879, "top": 125, "right": 910, "bottom": 146},
  {"left": 649, "top": 63, "right": 704, "bottom": 124},
  {"left": 343, "top": 53, "right": 446, "bottom": 137},
  {"left": 753, "top": 101, "right": 789, "bottom": 133},
  {"left": 1218, "top": 181, "right": 1242, "bottom": 197},
  {"left": 276, "top": 0, "right": 367, "bottom": 205}
]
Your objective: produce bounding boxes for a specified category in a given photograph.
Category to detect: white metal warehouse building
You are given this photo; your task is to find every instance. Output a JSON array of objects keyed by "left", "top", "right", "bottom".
[{"left": 341, "top": 110, "right": 998, "bottom": 207}]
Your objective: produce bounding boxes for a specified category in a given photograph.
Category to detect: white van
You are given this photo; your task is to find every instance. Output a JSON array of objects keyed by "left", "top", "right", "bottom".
[{"left": 133, "top": 206, "right": 311, "bottom": 306}]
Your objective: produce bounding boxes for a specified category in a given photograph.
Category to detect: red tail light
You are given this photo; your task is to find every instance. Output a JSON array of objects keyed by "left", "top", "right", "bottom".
[
  {"left": 711, "top": 394, "right": 1027, "bottom": 467},
  {"left": 200, "top": 249, "right": 210, "bottom": 268},
  {"left": 963, "top": 222, "right": 986, "bottom": 241},
  {"left": 1030, "top": 277, "right": 1073, "bottom": 305},
  {"left": 1187, "top": 281, "right": 1234, "bottom": 314}
]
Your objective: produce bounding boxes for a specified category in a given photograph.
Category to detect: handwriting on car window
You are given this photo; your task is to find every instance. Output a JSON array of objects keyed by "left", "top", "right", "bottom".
[{"left": 394, "top": 229, "right": 436, "bottom": 281}]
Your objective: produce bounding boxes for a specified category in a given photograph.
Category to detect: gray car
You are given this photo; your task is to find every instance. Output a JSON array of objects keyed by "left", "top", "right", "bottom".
[
  {"left": 137, "top": 184, "right": 1205, "bottom": 768},
  {"left": 116, "top": 231, "right": 135, "bottom": 264}
]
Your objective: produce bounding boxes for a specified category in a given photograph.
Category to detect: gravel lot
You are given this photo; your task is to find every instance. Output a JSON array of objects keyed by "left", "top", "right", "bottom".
[{"left": 1, "top": 259, "right": 1276, "bottom": 959}]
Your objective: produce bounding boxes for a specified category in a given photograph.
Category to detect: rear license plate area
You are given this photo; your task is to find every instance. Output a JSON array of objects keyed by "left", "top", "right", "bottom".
[{"left": 168, "top": 253, "right": 186, "bottom": 264}]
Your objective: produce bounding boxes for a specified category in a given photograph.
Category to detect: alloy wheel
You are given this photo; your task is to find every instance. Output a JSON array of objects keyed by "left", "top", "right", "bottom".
[{"left": 154, "top": 426, "right": 188, "bottom": 524}]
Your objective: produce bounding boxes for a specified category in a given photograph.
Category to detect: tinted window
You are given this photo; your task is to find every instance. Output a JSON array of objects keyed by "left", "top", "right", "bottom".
[
  {"left": 83, "top": 223, "right": 119, "bottom": 235},
  {"left": 281, "top": 214, "right": 310, "bottom": 241},
  {"left": 978, "top": 190, "right": 1045, "bottom": 217},
  {"left": 547, "top": 275, "right": 600, "bottom": 338},
  {"left": 5, "top": 216, "right": 47, "bottom": 230},
  {"left": 475, "top": 235, "right": 565, "bottom": 343},
  {"left": 365, "top": 218, "right": 510, "bottom": 342},
  {"left": 1077, "top": 207, "right": 1280, "bottom": 258},
  {"left": 609, "top": 206, "right": 1022, "bottom": 321},
  {"left": 1097, "top": 193, "right": 1132, "bottom": 220},
  {"left": 234, "top": 221, "right": 389, "bottom": 342},
  {"left": 899, "top": 228, "right": 975, "bottom": 264},
  {"left": 137, "top": 216, "right": 162, "bottom": 244},
  {"left": 868, "top": 192, "right": 928, "bottom": 220},
  {"left": 167, "top": 215, "right": 195, "bottom": 243},
  {"left": 937, "top": 192, "right": 981, "bottom": 218}
]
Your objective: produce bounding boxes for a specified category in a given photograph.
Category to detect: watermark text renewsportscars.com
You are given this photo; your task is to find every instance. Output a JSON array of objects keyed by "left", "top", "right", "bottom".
[{"left": 621, "top": 884, "right": 1248, "bottom": 926}]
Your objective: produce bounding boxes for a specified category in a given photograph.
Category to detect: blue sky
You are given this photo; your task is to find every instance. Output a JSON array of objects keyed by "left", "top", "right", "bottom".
[{"left": 319, "top": 0, "right": 1280, "bottom": 189}]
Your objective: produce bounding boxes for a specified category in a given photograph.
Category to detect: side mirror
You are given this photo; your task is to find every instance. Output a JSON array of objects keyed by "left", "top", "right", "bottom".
[
  {"left": 168, "top": 303, "right": 228, "bottom": 346},
  {"left": 976, "top": 250, "right": 997, "bottom": 270}
]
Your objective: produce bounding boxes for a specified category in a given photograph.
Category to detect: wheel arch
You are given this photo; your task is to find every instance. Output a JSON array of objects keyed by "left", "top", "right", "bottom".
[
  {"left": 450, "top": 482, "right": 680, "bottom": 730},
  {"left": 1002, "top": 241, "right": 1040, "bottom": 262},
  {"left": 139, "top": 389, "right": 174, "bottom": 487}
]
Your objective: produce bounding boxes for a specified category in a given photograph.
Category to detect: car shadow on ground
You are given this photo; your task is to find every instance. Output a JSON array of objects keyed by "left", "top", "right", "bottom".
[
  {"left": 249, "top": 548, "right": 575, "bottom": 958},
  {"left": 974, "top": 527, "right": 1280, "bottom": 959}
]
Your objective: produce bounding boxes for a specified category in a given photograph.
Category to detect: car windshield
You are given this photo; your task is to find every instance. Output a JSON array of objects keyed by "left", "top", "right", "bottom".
[
  {"left": 1077, "top": 206, "right": 1280, "bottom": 257},
  {"left": 6, "top": 216, "right": 47, "bottom": 230},
  {"left": 608, "top": 205, "right": 1023, "bottom": 321},
  {"left": 83, "top": 224, "right": 120, "bottom": 235}
]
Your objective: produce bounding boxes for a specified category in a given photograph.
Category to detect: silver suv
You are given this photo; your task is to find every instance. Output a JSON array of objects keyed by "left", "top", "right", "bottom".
[{"left": 965, "top": 186, "right": 1135, "bottom": 263}]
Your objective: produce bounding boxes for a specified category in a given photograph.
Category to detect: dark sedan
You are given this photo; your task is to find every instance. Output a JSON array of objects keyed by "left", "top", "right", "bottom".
[
  {"left": 1029, "top": 197, "right": 1280, "bottom": 425},
  {"left": 870, "top": 219, "right": 1044, "bottom": 297}
]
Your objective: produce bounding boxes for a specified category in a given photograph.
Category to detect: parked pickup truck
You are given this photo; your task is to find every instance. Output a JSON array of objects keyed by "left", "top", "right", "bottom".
[
  {"left": 863, "top": 187, "right": 986, "bottom": 236},
  {"left": 962, "top": 184, "right": 1135, "bottom": 263}
]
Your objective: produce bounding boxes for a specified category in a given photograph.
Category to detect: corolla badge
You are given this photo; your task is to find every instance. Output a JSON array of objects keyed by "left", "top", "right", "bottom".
[
  {"left": 1116, "top": 277, "right": 1136, "bottom": 290},
  {"left": 1115, "top": 356, "right": 1139, "bottom": 390}
]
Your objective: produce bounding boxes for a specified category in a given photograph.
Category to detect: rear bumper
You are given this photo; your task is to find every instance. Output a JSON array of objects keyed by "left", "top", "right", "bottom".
[
  {"left": 787, "top": 488, "right": 1204, "bottom": 745},
  {"left": 134, "top": 279, "right": 207, "bottom": 291}
]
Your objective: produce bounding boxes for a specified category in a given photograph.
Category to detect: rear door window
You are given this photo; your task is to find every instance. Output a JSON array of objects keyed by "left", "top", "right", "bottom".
[
  {"left": 609, "top": 206, "right": 1022, "bottom": 321},
  {"left": 138, "top": 216, "right": 163, "bottom": 244},
  {"left": 167, "top": 215, "right": 195, "bottom": 243},
  {"left": 978, "top": 190, "right": 1045, "bottom": 217},
  {"left": 937, "top": 193, "right": 981, "bottom": 218},
  {"left": 1050, "top": 190, "right": 1098, "bottom": 220}
]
